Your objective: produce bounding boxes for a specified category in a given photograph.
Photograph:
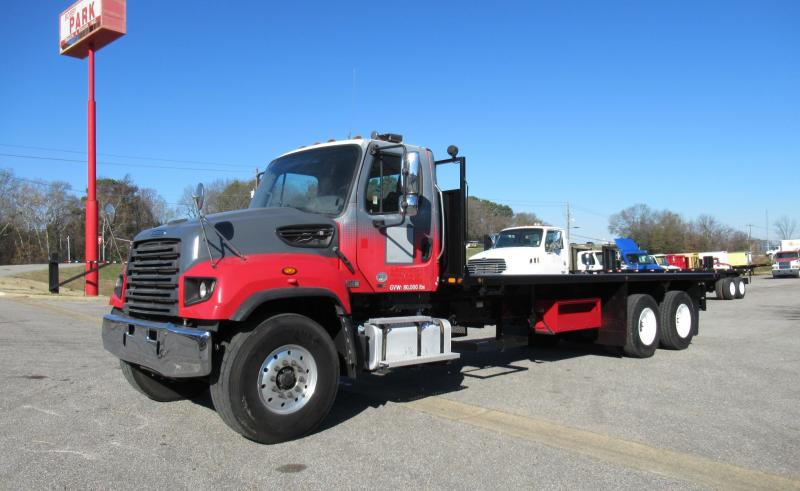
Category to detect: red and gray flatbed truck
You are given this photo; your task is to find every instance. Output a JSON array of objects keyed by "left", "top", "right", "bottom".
[{"left": 102, "top": 133, "right": 747, "bottom": 443}]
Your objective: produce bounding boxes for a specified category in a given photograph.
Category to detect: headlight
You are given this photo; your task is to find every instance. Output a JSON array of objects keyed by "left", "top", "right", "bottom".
[
  {"left": 114, "top": 274, "right": 124, "bottom": 299},
  {"left": 184, "top": 277, "right": 216, "bottom": 306}
]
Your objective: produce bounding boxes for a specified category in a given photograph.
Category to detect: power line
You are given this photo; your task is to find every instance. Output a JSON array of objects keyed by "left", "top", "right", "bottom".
[
  {"left": 0, "top": 143, "right": 255, "bottom": 169},
  {"left": 0, "top": 152, "right": 252, "bottom": 174}
]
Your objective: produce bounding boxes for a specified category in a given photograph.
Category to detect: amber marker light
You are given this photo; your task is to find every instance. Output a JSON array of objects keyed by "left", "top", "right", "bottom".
[{"left": 282, "top": 267, "right": 298, "bottom": 275}]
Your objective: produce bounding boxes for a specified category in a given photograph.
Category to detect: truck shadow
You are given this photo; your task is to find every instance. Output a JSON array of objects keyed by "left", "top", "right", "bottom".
[
  {"left": 187, "top": 341, "right": 620, "bottom": 437},
  {"left": 318, "top": 341, "right": 620, "bottom": 434}
]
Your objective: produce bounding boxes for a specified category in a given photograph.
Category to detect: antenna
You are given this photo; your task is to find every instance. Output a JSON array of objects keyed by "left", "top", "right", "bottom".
[{"left": 348, "top": 68, "right": 356, "bottom": 139}]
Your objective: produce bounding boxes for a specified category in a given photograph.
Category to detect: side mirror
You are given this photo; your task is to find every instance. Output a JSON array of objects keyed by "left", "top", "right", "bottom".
[
  {"left": 103, "top": 203, "right": 116, "bottom": 224},
  {"left": 401, "top": 151, "right": 421, "bottom": 217},
  {"left": 192, "top": 183, "right": 205, "bottom": 212},
  {"left": 483, "top": 234, "right": 493, "bottom": 251}
]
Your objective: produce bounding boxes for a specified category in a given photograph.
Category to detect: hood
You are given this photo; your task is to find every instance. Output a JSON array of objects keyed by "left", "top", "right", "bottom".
[
  {"left": 133, "top": 207, "right": 337, "bottom": 272},
  {"left": 614, "top": 238, "right": 646, "bottom": 254},
  {"left": 469, "top": 246, "right": 538, "bottom": 262}
]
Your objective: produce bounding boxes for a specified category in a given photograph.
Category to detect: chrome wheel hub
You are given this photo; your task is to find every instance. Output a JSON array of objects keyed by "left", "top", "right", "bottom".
[{"left": 258, "top": 344, "right": 317, "bottom": 415}]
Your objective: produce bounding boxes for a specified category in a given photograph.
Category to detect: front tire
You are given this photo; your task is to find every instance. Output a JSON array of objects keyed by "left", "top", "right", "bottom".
[
  {"left": 210, "top": 313, "right": 339, "bottom": 444},
  {"left": 623, "top": 294, "right": 660, "bottom": 358},
  {"left": 120, "top": 361, "right": 207, "bottom": 402},
  {"left": 659, "top": 291, "right": 697, "bottom": 350}
]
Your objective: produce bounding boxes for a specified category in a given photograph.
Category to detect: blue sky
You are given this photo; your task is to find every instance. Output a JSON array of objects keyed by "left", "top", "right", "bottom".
[{"left": 1, "top": 0, "right": 797, "bottom": 242}]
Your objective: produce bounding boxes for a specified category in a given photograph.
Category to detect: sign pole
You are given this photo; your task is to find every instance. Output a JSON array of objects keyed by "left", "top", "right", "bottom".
[
  {"left": 59, "top": 0, "right": 126, "bottom": 295},
  {"left": 85, "top": 45, "right": 99, "bottom": 296}
]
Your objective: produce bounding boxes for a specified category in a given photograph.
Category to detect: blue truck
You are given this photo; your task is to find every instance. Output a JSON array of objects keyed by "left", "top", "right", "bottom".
[{"left": 614, "top": 238, "right": 663, "bottom": 271}]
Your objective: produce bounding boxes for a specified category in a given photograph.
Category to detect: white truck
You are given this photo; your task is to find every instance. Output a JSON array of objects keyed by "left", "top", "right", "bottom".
[
  {"left": 652, "top": 254, "right": 681, "bottom": 271},
  {"left": 773, "top": 239, "right": 800, "bottom": 278},
  {"left": 467, "top": 226, "right": 568, "bottom": 275},
  {"left": 575, "top": 249, "right": 604, "bottom": 272}
]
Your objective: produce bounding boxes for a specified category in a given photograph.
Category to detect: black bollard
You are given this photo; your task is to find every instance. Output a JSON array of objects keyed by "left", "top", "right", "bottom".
[{"left": 49, "top": 254, "right": 59, "bottom": 294}]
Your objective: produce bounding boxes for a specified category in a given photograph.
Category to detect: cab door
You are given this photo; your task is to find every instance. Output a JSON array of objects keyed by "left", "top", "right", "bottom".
[
  {"left": 354, "top": 144, "right": 439, "bottom": 292},
  {"left": 544, "top": 228, "right": 568, "bottom": 274}
]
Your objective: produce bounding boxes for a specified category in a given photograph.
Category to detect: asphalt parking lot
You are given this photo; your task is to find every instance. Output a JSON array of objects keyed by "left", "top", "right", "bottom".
[{"left": 1, "top": 276, "right": 799, "bottom": 490}]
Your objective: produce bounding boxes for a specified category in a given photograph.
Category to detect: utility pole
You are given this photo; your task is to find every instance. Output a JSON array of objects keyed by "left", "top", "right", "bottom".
[
  {"left": 745, "top": 224, "right": 753, "bottom": 253},
  {"left": 565, "top": 202, "right": 571, "bottom": 246},
  {"left": 66, "top": 235, "right": 71, "bottom": 263},
  {"left": 766, "top": 210, "right": 769, "bottom": 251}
]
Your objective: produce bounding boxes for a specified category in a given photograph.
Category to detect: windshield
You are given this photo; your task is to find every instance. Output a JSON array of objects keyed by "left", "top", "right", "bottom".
[
  {"left": 776, "top": 252, "right": 799, "bottom": 259},
  {"left": 654, "top": 257, "right": 668, "bottom": 266},
  {"left": 626, "top": 254, "right": 656, "bottom": 265},
  {"left": 495, "top": 228, "right": 543, "bottom": 248},
  {"left": 250, "top": 145, "right": 361, "bottom": 215}
]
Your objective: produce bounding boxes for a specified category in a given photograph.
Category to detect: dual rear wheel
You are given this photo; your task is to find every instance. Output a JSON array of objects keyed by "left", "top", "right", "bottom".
[
  {"left": 716, "top": 277, "right": 746, "bottom": 300},
  {"left": 624, "top": 292, "right": 696, "bottom": 358}
]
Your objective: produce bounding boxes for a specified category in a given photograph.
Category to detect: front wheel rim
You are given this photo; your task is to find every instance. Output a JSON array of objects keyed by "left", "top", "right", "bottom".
[
  {"left": 638, "top": 307, "right": 657, "bottom": 345},
  {"left": 257, "top": 344, "right": 318, "bottom": 415},
  {"left": 674, "top": 303, "right": 692, "bottom": 338}
]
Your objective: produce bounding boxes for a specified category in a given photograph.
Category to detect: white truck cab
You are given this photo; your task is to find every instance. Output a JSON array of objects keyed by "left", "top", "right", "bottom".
[
  {"left": 467, "top": 226, "right": 568, "bottom": 275},
  {"left": 652, "top": 254, "right": 681, "bottom": 271},
  {"left": 576, "top": 250, "right": 604, "bottom": 272},
  {"left": 772, "top": 250, "right": 800, "bottom": 278}
]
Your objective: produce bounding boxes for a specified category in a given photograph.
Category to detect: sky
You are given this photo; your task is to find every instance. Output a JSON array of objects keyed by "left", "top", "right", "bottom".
[{"left": 1, "top": 0, "right": 797, "bottom": 243}]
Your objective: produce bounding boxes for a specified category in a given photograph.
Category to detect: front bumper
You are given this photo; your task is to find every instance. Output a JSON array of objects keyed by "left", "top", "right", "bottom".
[
  {"left": 102, "top": 313, "right": 212, "bottom": 378},
  {"left": 773, "top": 269, "right": 800, "bottom": 277}
]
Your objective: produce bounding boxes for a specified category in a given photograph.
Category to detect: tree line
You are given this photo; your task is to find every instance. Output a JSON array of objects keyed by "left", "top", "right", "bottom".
[
  {"left": 467, "top": 197, "right": 544, "bottom": 240},
  {"left": 2, "top": 167, "right": 791, "bottom": 265},
  {"left": 0, "top": 170, "right": 258, "bottom": 264},
  {"left": 608, "top": 203, "right": 751, "bottom": 253}
]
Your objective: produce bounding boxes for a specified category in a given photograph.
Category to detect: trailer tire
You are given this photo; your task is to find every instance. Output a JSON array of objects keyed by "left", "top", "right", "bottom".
[
  {"left": 720, "top": 278, "right": 736, "bottom": 300},
  {"left": 734, "top": 278, "right": 746, "bottom": 299},
  {"left": 658, "top": 291, "right": 696, "bottom": 350},
  {"left": 210, "top": 313, "right": 339, "bottom": 444},
  {"left": 623, "top": 294, "right": 660, "bottom": 358},
  {"left": 714, "top": 279, "right": 725, "bottom": 299},
  {"left": 120, "top": 361, "right": 207, "bottom": 402}
]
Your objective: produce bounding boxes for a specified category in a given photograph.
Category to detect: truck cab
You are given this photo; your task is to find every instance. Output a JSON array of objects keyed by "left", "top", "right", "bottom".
[
  {"left": 575, "top": 250, "right": 603, "bottom": 272},
  {"left": 466, "top": 226, "right": 568, "bottom": 275},
  {"left": 614, "top": 238, "right": 663, "bottom": 271},
  {"left": 772, "top": 250, "right": 800, "bottom": 278},
  {"left": 652, "top": 254, "right": 681, "bottom": 271}
]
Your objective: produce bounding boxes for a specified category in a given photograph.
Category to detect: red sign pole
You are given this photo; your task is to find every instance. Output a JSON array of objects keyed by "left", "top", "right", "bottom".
[
  {"left": 85, "top": 46, "right": 98, "bottom": 296},
  {"left": 60, "top": 0, "right": 126, "bottom": 296}
]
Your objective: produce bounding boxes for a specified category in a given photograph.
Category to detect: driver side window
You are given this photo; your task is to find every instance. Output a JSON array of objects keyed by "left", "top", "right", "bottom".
[
  {"left": 365, "top": 153, "right": 402, "bottom": 214},
  {"left": 545, "top": 230, "right": 563, "bottom": 253}
]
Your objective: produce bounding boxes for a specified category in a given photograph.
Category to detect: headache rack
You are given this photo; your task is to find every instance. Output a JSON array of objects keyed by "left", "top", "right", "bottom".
[{"left": 125, "top": 239, "right": 181, "bottom": 317}]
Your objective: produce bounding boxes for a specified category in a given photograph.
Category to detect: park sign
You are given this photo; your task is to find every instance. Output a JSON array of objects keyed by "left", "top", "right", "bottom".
[{"left": 59, "top": 0, "right": 126, "bottom": 58}]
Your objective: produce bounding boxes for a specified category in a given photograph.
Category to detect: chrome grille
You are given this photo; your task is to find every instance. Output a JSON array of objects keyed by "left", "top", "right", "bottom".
[
  {"left": 125, "top": 239, "right": 180, "bottom": 317},
  {"left": 467, "top": 258, "right": 507, "bottom": 275}
]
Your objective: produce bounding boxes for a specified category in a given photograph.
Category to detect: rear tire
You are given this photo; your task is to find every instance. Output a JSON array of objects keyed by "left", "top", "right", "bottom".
[
  {"left": 734, "top": 278, "right": 746, "bottom": 299},
  {"left": 714, "top": 279, "right": 725, "bottom": 299},
  {"left": 623, "top": 294, "right": 660, "bottom": 358},
  {"left": 725, "top": 278, "right": 737, "bottom": 300},
  {"left": 120, "top": 360, "right": 207, "bottom": 402},
  {"left": 659, "top": 291, "right": 696, "bottom": 350},
  {"left": 210, "top": 313, "right": 339, "bottom": 444}
]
